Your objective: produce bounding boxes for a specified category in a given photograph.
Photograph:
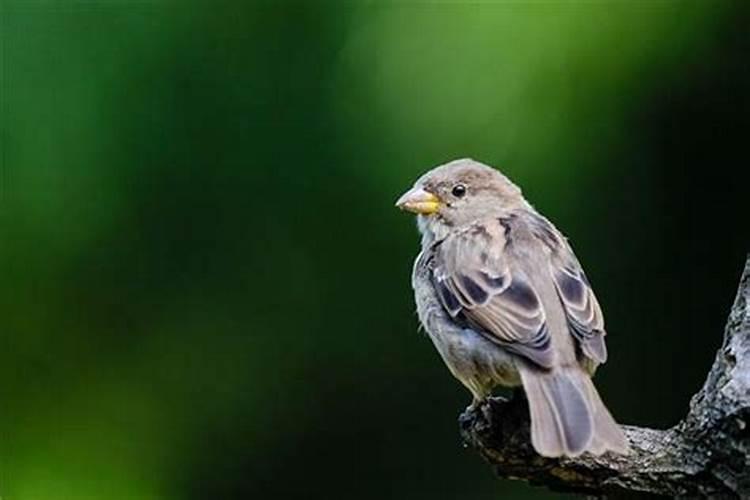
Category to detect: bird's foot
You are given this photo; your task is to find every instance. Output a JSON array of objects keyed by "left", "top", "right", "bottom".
[{"left": 463, "top": 398, "right": 495, "bottom": 427}]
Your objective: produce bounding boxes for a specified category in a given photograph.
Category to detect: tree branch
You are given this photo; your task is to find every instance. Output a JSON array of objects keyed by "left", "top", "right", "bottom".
[{"left": 459, "top": 254, "right": 750, "bottom": 499}]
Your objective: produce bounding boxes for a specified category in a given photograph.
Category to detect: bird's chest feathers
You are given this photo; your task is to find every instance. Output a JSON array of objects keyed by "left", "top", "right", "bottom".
[{"left": 412, "top": 250, "right": 448, "bottom": 334}]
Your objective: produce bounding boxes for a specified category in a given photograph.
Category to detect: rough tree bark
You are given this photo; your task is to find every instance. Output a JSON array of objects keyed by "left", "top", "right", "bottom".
[{"left": 459, "top": 254, "right": 750, "bottom": 499}]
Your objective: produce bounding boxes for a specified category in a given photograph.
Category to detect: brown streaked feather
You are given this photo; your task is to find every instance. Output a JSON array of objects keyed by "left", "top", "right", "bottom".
[
  {"left": 551, "top": 261, "right": 607, "bottom": 363},
  {"left": 431, "top": 219, "right": 554, "bottom": 369},
  {"left": 528, "top": 213, "right": 608, "bottom": 364}
]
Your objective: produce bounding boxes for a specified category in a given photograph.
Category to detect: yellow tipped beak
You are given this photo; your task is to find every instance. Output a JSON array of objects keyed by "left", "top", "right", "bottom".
[{"left": 395, "top": 187, "right": 440, "bottom": 215}]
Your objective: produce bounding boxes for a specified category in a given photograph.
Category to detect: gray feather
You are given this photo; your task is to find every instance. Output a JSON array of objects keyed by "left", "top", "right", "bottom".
[
  {"left": 519, "top": 364, "right": 593, "bottom": 457},
  {"left": 519, "top": 363, "right": 628, "bottom": 457},
  {"left": 528, "top": 212, "right": 609, "bottom": 365},
  {"left": 431, "top": 218, "right": 555, "bottom": 369}
]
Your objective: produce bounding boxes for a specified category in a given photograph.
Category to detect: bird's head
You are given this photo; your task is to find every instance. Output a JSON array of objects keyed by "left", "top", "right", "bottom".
[{"left": 396, "top": 158, "right": 524, "bottom": 238}]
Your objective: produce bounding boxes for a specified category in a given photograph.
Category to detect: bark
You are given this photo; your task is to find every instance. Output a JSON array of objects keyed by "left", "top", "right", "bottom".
[{"left": 459, "top": 254, "right": 750, "bottom": 499}]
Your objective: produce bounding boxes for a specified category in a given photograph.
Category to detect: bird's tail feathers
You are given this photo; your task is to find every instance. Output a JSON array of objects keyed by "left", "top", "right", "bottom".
[{"left": 518, "top": 363, "right": 628, "bottom": 457}]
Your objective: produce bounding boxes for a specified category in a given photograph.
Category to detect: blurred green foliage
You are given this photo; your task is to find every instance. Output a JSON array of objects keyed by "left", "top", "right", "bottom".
[{"left": 2, "top": 1, "right": 748, "bottom": 499}]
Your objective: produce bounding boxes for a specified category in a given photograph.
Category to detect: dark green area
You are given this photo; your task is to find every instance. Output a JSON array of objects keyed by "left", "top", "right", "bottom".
[{"left": 1, "top": 2, "right": 748, "bottom": 499}]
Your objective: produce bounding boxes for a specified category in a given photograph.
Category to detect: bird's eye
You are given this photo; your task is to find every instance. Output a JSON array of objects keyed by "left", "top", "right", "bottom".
[{"left": 451, "top": 184, "right": 466, "bottom": 198}]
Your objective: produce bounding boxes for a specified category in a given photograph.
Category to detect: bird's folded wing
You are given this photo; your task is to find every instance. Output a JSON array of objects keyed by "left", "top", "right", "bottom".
[
  {"left": 525, "top": 211, "right": 608, "bottom": 364},
  {"left": 432, "top": 219, "right": 554, "bottom": 369},
  {"left": 548, "top": 246, "right": 608, "bottom": 363}
]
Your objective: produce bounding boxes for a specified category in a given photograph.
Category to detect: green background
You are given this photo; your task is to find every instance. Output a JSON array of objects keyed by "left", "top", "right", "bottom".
[{"left": 2, "top": 1, "right": 748, "bottom": 499}]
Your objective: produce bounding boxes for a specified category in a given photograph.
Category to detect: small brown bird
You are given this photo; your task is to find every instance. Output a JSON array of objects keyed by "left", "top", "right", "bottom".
[{"left": 396, "top": 158, "right": 628, "bottom": 457}]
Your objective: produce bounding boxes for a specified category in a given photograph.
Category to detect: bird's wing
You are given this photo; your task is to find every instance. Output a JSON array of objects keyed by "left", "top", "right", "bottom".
[
  {"left": 527, "top": 214, "right": 608, "bottom": 364},
  {"left": 432, "top": 218, "right": 554, "bottom": 369},
  {"left": 548, "top": 243, "right": 608, "bottom": 363}
]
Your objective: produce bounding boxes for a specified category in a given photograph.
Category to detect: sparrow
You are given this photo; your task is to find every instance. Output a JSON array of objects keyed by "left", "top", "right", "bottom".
[{"left": 395, "top": 158, "right": 628, "bottom": 457}]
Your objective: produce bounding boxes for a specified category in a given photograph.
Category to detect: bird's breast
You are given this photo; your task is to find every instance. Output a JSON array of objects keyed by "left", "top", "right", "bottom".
[{"left": 411, "top": 249, "right": 521, "bottom": 389}]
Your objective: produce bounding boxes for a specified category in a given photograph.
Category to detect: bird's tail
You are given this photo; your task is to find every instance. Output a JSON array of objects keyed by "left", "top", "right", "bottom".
[{"left": 517, "top": 363, "right": 629, "bottom": 457}]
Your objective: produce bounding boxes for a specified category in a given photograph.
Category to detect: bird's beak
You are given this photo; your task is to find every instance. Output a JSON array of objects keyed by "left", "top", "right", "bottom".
[{"left": 395, "top": 187, "right": 440, "bottom": 215}]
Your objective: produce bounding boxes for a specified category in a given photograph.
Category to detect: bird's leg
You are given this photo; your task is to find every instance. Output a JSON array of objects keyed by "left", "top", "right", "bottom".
[
  {"left": 465, "top": 381, "right": 489, "bottom": 411},
  {"left": 467, "top": 397, "right": 483, "bottom": 412},
  {"left": 479, "top": 398, "right": 494, "bottom": 424},
  {"left": 466, "top": 385, "right": 495, "bottom": 424}
]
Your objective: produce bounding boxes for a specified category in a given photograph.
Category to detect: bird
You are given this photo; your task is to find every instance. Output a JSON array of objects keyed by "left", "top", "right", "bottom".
[{"left": 395, "top": 158, "right": 628, "bottom": 457}]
